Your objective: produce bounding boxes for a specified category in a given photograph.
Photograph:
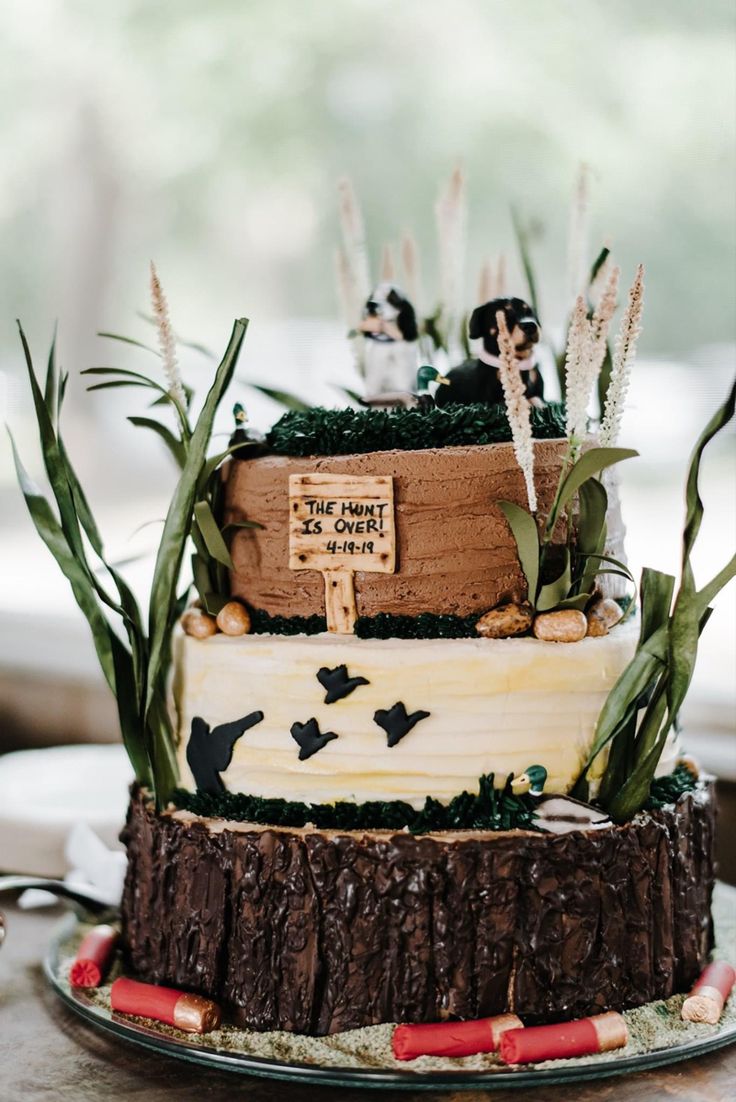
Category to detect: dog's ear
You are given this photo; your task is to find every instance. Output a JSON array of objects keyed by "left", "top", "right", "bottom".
[
  {"left": 396, "top": 298, "right": 418, "bottom": 342},
  {"left": 468, "top": 302, "right": 493, "bottom": 340}
]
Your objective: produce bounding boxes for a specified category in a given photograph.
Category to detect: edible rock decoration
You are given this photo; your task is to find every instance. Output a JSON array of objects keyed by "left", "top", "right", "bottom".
[
  {"left": 373, "top": 702, "right": 431, "bottom": 747},
  {"left": 317, "top": 664, "right": 370, "bottom": 704},
  {"left": 476, "top": 602, "right": 533, "bottom": 639},
  {"left": 180, "top": 608, "right": 217, "bottom": 639},
  {"left": 585, "top": 597, "right": 624, "bottom": 638},
  {"left": 533, "top": 609, "right": 588, "bottom": 643},
  {"left": 215, "top": 601, "right": 252, "bottom": 636},
  {"left": 290, "top": 718, "right": 339, "bottom": 760},
  {"left": 436, "top": 296, "right": 544, "bottom": 408},
  {"left": 187, "top": 712, "right": 265, "bottom": 794}
]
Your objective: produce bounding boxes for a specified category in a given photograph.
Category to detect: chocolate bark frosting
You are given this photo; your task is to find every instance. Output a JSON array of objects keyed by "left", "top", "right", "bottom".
[{"left": 120, "top": 783, "right": 715, "bottom": 1035}]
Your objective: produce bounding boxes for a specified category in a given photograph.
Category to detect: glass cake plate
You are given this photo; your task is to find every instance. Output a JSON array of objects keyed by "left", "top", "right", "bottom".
[{"left": 44, "top": 882, "right": 736, "bottom": 1092}]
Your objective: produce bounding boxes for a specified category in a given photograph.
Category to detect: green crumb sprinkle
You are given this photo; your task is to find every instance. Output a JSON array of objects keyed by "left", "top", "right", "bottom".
[
  {"left": 264, "top": 402, "right": 566, "bottom": 458},
  {"left": 171, "top": 772, "right": 541, "bottom": 832},
  {"left": 249, "top": 609, "right": 327, "bottom": 636},
  {"left": 644, "top": 764, "right": 698, "bottom": 810}
]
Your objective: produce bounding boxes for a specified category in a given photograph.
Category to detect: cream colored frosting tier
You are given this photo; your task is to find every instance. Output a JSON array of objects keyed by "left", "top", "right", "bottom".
[{"left": 173, "top": 620, "right": 678, "bottom": 807}]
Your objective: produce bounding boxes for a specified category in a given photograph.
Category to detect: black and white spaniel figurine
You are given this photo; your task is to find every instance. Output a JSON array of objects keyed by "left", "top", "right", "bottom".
[{"left": 359, "top": 282, "right": 419, "bottom": 397}]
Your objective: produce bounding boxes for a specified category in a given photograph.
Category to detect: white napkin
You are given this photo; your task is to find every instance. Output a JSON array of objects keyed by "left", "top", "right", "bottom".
[{"left": 18, "top": 822, "right": 127, "bottom": 909}]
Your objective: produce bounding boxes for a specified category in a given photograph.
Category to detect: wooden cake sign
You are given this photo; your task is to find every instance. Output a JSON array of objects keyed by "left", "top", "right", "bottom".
[{"left": 289, "top": 473, "right": 396, "bottom": 633}]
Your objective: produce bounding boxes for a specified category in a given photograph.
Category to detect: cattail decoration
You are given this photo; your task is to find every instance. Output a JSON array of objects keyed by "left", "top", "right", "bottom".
[
  {"left": 435, "top": 165, "right": 467, "bottom": 360},
  {"left": 335, "top": 246, "right": 357, "bottom": 331},
  {"left": 380, "top": 243, "right": 396, "bottom": 282},
  {"left": 150, "top": 262, "right": 186, "bottom": 408},
  {"left": 564, "top": 294, "right": 595, "bottom": 446},
  {"left": 496, "top": 310, "right": 537, "bottom": 512},
  {"left": 589, "top": 264, "right": 620, "bottom": 376},
  {"left": 599, "top": 264, "right": 645, "bottom": 447},
  {"left": 477, "top": 259, "right": 495, "bottom": 305},
  {"left": 337, "top": 176, "right": 371, "bottom": 307},
  {"left": 566, "top": 163, "right": 591, "bottom": 304},
  {"left": 496, "top": 253, "right": 507, "bottom": 297},
  {"left": 400, "top": 230, "right": 423, "bottom": 312}
]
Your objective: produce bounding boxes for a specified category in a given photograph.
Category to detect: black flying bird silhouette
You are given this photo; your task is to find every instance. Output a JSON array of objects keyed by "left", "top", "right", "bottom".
[
  {"left": 373, "top": 702, "right": 430, "bottom": 747},
  {"left": 290, "top": 718, "right": 339, "bottom": 760},
  {"left": 186, "top": 711, "right": 264, "bottom": 795},
  {"left": 316, "top": 664, "right": 370, "bottom": 704}
]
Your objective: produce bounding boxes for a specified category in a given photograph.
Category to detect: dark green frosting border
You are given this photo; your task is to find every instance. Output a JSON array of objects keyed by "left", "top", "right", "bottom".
[{"left": 170, "top": 766, "right": 696, "bottom": 833}]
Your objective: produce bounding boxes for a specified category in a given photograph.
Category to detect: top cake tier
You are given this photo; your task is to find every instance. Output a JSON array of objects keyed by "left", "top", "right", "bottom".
[{"left": 226, "top": 439, "right": 618, "bottom": 621}]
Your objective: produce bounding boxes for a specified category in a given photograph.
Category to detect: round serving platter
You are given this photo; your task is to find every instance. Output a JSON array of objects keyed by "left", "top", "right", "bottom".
[{"left": 45, "top": 883, "right": 736, "bottom": 1092}]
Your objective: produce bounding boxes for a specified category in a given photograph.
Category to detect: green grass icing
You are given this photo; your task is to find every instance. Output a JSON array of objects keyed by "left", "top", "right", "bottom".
[
  {"left": 265, "top": 401, "right": 566, "bottom": 457},
  {"left": 171, "top": 767, "right": 697, "bottom": 832}
]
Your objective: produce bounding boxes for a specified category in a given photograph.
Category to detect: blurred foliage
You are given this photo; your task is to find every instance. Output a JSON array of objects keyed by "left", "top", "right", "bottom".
[{"left": 0, "top": 0, "right": 734, "bottom": 375}]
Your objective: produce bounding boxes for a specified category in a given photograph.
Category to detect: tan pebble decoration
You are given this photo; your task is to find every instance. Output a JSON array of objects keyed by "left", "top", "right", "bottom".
[
  {"left": 476, "top": 603, "right": 533, "bottom": 639},
  {"left": 180, "top": 609, "right": 217, "bottom": 639},
  {"left": 533, "top": 609, "right": 587, "bottom": 643},
  {"left": 216, "top": 601, "right": 251, "bottom": 636},
  {"left": 586, "top": 598, "right": 624, "bottom": 638}
]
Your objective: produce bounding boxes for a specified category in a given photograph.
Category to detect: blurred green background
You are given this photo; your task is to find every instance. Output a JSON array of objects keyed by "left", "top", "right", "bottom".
[
  {"left": 1, "top": 0, "right": 734, "bottom": 362},
  {"left": 0, "top": 1, "right": 733, "bottom": 793}
]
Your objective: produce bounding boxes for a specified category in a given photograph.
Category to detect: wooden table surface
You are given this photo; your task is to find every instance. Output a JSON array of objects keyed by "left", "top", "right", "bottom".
[{"left": 1, "top": 900, "right": 733, "bottom": 1102}]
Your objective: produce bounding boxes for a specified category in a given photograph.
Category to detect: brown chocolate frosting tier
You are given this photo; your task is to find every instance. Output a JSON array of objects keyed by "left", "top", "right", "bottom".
[
  {"left": 120, "top": 783, "right": 715, "bottom": 1035},
  {"left": 224, "top": 441, "right": 571, "bottom": 619}
]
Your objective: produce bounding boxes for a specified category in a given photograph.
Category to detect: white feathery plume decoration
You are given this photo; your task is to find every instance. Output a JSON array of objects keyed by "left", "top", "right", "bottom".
[
  {"left": 477, "top": 259, "right": 495, "bottom": 304},
  {"left": 400, "top": 230, "right": 423, "bottom": 311},
  {"left": 600, "top": 264, "right": 645, "bottom": 447},
  {"left": 334, "top": 246, "right": 357, "bottom": 331},
  {"left": 564, "top": 294, "right": 595, "bottom": 445},
  {"left": 566, "top": 163, "right": 591, "bottom": 303},
  {"left": 435, "top": 165, "right": 467, "bottom": 360},
  {"left": 337, "top": 176, "right": 371, "bottom": 305},
  {"left": 496, "top": 310, "right": 537, "bottom": 512},
  {"left": 496, "top": 252, "right": 507, "bottom": 297},
  {"left": 380, "top": 243, "right": 396, "bottom": 282},
  {"left": 589, "top": 263, "right": 620, "bottom": 377},
  {"left": 149, "top": 261, "right": 185, "bottom": 408}
]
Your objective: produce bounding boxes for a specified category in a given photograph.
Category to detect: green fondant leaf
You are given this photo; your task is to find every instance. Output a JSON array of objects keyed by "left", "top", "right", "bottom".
[
  {"left": 536, "top": 549, "right": 571, "bottom": 612},
  {"left": 498, "top": 500, "right": 539, "bottom": 604},
  {"left": 194, "top": 499, "right": 233, "bottom": 570},
  {"left": 547, "top": 447, "right": 638, "bottom": 537},
  {"left": 128, "top": 416, "right": 186, "bottom": 468},
  {"left": 246, "top": 382, "right": 313, "bottom": 411}
]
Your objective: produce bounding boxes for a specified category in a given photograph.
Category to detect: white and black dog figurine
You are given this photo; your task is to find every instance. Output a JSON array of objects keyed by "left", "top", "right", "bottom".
[{"left": 358, "top": 283, "right": 419, "bottom": 397}]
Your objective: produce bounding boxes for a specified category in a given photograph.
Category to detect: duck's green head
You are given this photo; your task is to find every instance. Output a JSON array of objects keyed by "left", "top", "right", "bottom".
[
  {"left": 416, "top": 365, "right": 451, "bottom": 392},
  {"left": 511, "top": 764, "right": 548, "bottom": 797},
  {"left": 233, "top": 402, "right": 247, "bottom": 425}
]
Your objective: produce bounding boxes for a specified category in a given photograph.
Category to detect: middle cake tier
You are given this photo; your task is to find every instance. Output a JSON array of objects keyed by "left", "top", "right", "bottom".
[{"left": 172, "top": 620, "right": 675, "bottom": 806}]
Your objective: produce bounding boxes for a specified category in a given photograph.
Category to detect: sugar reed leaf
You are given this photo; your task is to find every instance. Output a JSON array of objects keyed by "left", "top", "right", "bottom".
[
  {"left": 246, "top": 382, "right": 313, "bottom": 412},
  {"left": 194, "top": 500, "right": 234, "bottom": 570},
  {"left": 145, "top": 318, "right": 248, "bottom": 740},
  {"left": 128, "top": 416, "right": 186, "bottom": 468},
  {"left": 498, "top": 501, "right": 539, "bottom": 604}
]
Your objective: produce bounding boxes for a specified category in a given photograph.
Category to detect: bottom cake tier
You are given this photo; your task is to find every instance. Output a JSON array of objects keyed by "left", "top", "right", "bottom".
[{"left": 120, "top": 782, "right": 715, "bottom": 1035}]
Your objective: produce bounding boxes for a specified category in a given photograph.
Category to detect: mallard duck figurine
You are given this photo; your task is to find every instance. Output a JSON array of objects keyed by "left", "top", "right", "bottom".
[
  {"left": 363, "top": 365, "right": 450, "bottom": 410},
  {"left": 510, "top": 764, "right": 548, "bottom": 797},
  {"left": 511, "top": 764, "right": 612, "bottom": 834}
]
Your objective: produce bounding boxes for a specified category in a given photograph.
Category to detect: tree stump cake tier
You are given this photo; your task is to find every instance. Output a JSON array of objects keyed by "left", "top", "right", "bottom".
[{"left": 121, "top": 782, "right": 715, "bottom": 1035}]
